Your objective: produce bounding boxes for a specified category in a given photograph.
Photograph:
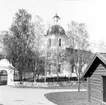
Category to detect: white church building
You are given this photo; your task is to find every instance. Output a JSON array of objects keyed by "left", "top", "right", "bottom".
[{"left": 44, "top": 14, "right": 77, "bottom": 77}]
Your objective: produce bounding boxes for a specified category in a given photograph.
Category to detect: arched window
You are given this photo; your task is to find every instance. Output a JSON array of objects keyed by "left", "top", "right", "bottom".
[
  {"left": 72, "top": 64, "right": 74, "bottom": 73},
  {"left": 57, "top": 64, "right": 61, "bottom": 73},
  {"left": 48, "top": 38, "right": 51, "bottom": 48},
  {"left": 59, "top": 39, "right": 61, "bottom": 46}
]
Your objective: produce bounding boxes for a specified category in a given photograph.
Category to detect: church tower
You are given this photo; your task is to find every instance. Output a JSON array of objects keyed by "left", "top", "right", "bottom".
[
  {"left": 45, "top": 14, "right": 68, "bottom": 76},
  {"left": 46, "top": 14, "right": 68, "bottom": 49}
]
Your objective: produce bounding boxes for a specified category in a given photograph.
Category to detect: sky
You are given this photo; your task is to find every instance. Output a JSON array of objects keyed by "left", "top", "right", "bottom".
[{"left": 0, "top": 0, "right": 106, "bottom": 52}]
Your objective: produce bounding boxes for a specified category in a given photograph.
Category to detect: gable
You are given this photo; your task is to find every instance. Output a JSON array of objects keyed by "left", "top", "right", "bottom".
[
  {"left": 92, "top": 63, "right": 106, "bottom": 76},
  {"left": 82, "top": 54, "right": 106, "bottom": 79}
]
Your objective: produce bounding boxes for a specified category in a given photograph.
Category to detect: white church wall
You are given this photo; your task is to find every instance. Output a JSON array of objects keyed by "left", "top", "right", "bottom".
[{"left": 61, "top": 61, "right": 72, "bottom": 77}]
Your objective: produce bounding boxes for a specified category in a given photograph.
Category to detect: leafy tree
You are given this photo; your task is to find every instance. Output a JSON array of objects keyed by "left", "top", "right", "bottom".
[
  {"left": 0, "top": 31, "right": 9, "bottom": 58},
  {"left": 67, "top": 21, "right": 90, "bottom": 91},
  {"left": 3, "top": 9, "right": 37, "bottom": 82},
  {"left": 34, "top": 56, "right": 45, "bottom": 80}
]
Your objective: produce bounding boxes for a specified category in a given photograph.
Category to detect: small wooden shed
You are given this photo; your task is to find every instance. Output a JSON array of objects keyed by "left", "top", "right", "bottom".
[{"left": 82, "top": 53, "right": 106, "bottom": 105}]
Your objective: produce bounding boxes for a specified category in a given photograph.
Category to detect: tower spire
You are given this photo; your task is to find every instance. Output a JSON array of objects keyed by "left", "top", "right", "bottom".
[{"left": 52, "top": 13, "right": 60, "bottom": 24}]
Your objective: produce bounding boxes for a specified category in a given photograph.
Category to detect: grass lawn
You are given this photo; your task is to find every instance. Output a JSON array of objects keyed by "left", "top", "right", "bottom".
[
  {"left": 45, "top": 82, "right": 86, "bottom": 89},
  {"left": 45, "top": 91, "right": 88, "bottom": 105}
]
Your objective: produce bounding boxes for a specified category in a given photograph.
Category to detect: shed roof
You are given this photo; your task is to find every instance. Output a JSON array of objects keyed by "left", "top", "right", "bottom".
[{"left": 81, "top": 53, "right": 106, "bottom": 79}]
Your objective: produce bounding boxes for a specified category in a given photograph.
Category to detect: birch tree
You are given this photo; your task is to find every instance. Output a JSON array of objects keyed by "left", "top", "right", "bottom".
[{"left": 67, "top": 21, "right": 90, "bottom": 91}]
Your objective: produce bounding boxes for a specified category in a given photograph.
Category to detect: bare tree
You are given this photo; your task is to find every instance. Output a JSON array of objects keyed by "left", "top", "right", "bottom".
[
  {"left": 34, "top": 15, "right": 45, "bottom": 51},
  {"left": 32, "top": 15, "right": 46, "bottom": 81},
  {"left": 97, "top": 41, "right": 106, "bottom": 53},
  {"left": 67, "top": 21, "right": 90, "bottom": 91}
]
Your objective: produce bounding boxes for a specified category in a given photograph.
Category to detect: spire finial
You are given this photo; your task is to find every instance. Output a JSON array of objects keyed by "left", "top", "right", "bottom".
[{"left": 52, "top": 13, "right": 60, "bottom": 24}]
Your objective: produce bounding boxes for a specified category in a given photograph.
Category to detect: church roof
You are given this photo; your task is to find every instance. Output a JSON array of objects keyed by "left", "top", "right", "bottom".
[
  {"left": 46, "top": 25, "right": 65, "bottom": 35},
  {"left": 65, "top": 48, "right": 94, "bottom": 64}
]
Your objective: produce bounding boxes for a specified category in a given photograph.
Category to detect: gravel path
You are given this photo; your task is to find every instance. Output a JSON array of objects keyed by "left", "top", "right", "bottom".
[{"left": 0, "top": 86, "right": 86, "bottom": 105}]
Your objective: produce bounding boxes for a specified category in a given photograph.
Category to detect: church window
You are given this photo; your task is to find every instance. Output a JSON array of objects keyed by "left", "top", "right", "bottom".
[
  {"left": 59, "top": 39, "right": 61, "bottom": 46},
  {"left": 48, "top": 38, "right": 51, "bottom": 48},
  {"left": 57, "top": 64, "right": 61, "bottom": 73},
  {"left": 72, "top": 64, "right": 74, "bottom": 73}
]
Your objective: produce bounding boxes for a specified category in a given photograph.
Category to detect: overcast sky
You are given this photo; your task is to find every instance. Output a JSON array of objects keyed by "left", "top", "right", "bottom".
[{"left": 0, "top": 0, "right": 106, "bottom": 49}]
